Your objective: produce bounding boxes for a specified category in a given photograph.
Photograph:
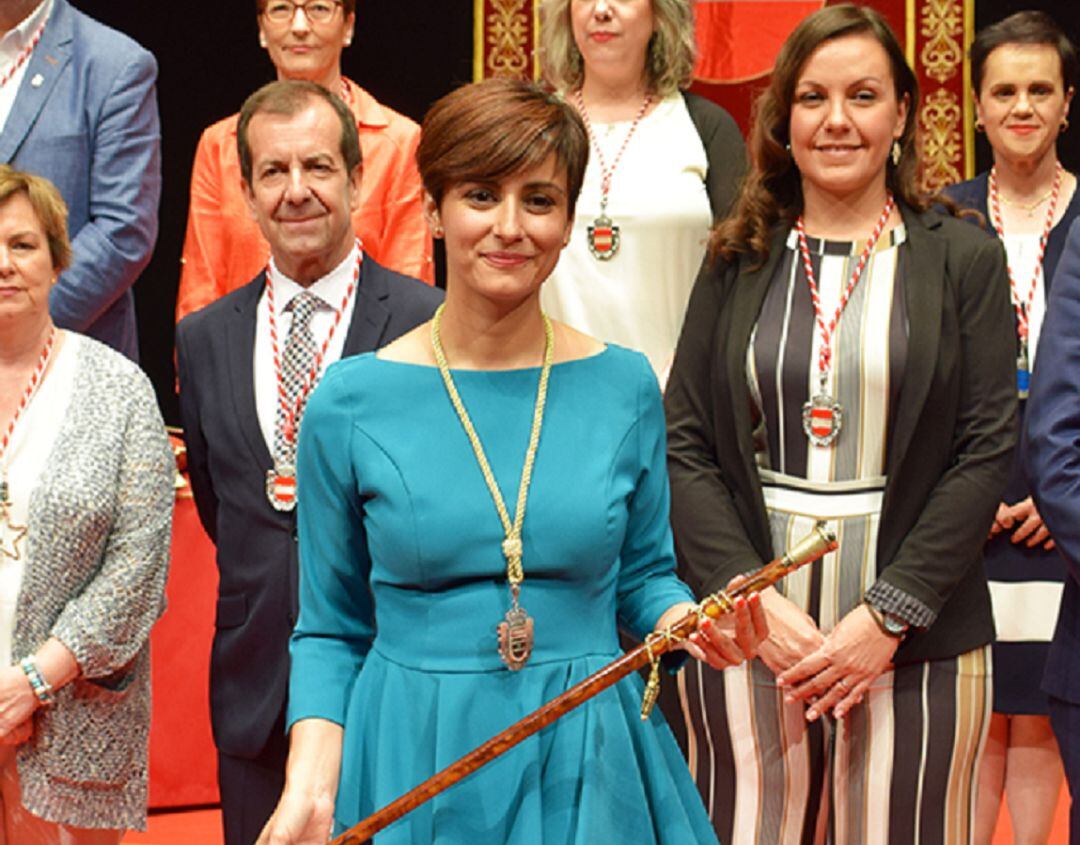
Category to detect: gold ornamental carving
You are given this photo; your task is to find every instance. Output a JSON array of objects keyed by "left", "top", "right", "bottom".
[
  {"left": 919, "top": 0, "right": 963, "bottom": 84},
  {"left": 919, "top": 88, "right": 963, "bottom": 191},
  {"left": 484, "top": 0, "right": 531, "bottom": 79}
]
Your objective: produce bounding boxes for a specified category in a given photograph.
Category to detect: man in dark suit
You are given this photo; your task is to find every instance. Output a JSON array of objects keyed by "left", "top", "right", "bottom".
[
  {"left": 2, "top": 0, "right": 160, "bottom": 361},
  {"left": 176, "top": 79, "right": 441, "bottom": 845},
  {"left": 1025, "top": 217, "right": 1080, "bottom": 842}
]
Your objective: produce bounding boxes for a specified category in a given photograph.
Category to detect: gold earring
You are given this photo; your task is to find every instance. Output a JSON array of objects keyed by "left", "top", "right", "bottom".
[
  {"left": 433, "top": 224, "right": 444, "bottom": 239},
  {"left": 1062, "top": 117, "right": 1070, "bottom": 132},
  {"left": 891, "top": 140, "right": 901, "bottom": 166}
]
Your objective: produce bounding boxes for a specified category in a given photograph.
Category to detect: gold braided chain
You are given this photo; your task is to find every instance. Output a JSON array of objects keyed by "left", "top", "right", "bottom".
[{"left": 430, "top": 304, "right": 553, "bottom": 589}]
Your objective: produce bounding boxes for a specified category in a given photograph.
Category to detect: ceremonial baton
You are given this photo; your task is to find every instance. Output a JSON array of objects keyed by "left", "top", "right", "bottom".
[{"left": 333, "top": 522, "right": 837, "bottom": 844}]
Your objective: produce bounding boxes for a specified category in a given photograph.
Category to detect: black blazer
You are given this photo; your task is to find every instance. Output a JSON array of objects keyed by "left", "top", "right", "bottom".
[
  {"left": 176, "top": 256, "right": 442, "bottom": 758},
  {"left": 665, "top": 205, "right": 1017, "bottom": 664}
]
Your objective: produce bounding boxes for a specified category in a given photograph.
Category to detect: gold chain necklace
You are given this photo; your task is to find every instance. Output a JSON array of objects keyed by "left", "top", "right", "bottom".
[
  {"left": 431, "top": 304, "right": 554, "bottom": 670},
  {"left": 998, "top": 186, "right": 1056, "bottom": 215}
]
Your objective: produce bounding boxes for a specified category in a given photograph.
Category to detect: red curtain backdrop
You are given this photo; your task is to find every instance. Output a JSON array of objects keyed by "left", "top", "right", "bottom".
[{"left": 148, "top": 485, "right": 220, "bottom": 808}]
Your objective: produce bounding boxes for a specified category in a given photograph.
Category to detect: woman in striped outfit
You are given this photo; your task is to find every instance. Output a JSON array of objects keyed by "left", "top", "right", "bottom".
[{"left": 665, "top": 5, "right": 1016, "bottom": 842}]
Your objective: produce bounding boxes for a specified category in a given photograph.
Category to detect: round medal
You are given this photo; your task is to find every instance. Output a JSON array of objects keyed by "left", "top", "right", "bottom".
[{"left": 265, "top": 464, "right": 297, "bottom": 512}]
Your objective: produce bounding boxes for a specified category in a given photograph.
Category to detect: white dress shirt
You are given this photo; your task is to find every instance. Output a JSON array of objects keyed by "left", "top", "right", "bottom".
[
  {"left": 0, "top": 0, "right": 52, "bottom": 134},
  {"left": 0, "top": 329, "right": 76, "bottom": 668},
  {"left": 253, "top": 243, "right": 362, "bottom": 456}
]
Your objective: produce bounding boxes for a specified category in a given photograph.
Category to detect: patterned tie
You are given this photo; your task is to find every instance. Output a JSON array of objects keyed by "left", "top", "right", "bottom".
[{"left": 273, "top": 291, "right": 323, "bottom": 466}]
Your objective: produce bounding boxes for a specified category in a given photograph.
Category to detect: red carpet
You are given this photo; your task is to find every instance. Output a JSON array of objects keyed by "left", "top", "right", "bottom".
[
  {"left": 992, "top": 784, "right": 1069, "bottom": 844},
  {"left": 122, "top": 808, "right": 223, "bottom": 845},
  {"left": 120, "top": 787, "right": 1070, "bottom": 845}
]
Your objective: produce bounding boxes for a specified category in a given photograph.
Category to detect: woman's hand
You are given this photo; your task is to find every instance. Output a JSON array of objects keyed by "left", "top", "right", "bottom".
[
  {"left": 256, "top": 789, "right": 335, "bottom": 845},
  {"left": 0, "top": 665, "right": 37, "bottom": 742},
  {"left": 257, "top": 718, "right": 343, "bottom": 845},
  {"left": 755, "top": 587, "right": 825, "bottom": 676},
  {"left": 776, "top": 603, "right": 899, "bottom": 721},
  {"left": 1006, "top": 496, "right": 1055, "bottom": 550},
  {"left": 659, "top": 578, "right": 769, "bottom": 671},
  {"left": 988, "top": 501, "right": 1012, "bottom": 539},
  {"left": 0, "top": 720, "right": 32, "bottom": 746}
]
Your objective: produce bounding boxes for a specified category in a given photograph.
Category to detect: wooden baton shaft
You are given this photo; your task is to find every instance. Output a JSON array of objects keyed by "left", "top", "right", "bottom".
[{"left": 332, "top": 522, "right": 838, "bottom": 844}]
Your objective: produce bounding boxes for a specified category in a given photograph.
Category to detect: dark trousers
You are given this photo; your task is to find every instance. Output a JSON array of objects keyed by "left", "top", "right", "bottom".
[
  {"left": 217, "top": 715, "right": 289, "bottom": 845},
  {"left": 1049, "top": 695, "right": 1080, "bottom": 844}
]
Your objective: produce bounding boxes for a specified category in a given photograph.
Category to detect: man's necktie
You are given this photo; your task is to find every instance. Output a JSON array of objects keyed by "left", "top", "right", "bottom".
[{"left": 274, "top": 290, "right": 323, "bottom": 465}]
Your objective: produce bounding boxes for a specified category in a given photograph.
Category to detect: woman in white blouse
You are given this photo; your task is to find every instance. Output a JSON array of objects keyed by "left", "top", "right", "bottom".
[
  {"left": 0, "top": 165, "right": 172, "bottom": 842},
  {"left": 539, "top": 0, "right": 745, "bottom": 381}
]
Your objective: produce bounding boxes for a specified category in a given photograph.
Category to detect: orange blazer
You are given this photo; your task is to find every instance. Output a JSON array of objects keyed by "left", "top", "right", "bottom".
[{"left": 176, "top": 78, "right": 433, "bottom": 323}]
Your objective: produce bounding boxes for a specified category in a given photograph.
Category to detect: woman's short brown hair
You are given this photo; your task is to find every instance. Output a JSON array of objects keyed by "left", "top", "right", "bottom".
[
  {"left": 970, "top": 11, "right": 1077, "bottom": 95},
  {"left": 417, "top": 79, "right": 589, "bottom": 216},
  {"left": 540, "top": 0, "right": 696, "bottom": 97},
  {"left": 0, "top": 165, "right": 71, "bottom": 272}
]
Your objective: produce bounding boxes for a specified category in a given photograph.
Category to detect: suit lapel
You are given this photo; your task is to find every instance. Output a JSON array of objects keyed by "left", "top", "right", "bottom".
[
  {"left": 0, "top": 0, "right": 73, "bottom": 163},
  {"left": 227, "top": 274, "right": 274, "bottom": 471},
  {"left": 724, "top": 230, "right": 789, "bottom": 549},
  {"left": 341, "top": 257, "right": 391, "bottom": 356},
  {"left": 887, "top": 208, "right": 946, "bottom": 475}
]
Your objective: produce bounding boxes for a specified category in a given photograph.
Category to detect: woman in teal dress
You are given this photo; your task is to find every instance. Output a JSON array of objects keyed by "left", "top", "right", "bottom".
[{"left": 255, "top": 79, "right": 767, "bottom": 845}]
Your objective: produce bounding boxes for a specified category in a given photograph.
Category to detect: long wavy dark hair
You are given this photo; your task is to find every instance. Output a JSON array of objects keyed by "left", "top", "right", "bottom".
[{"left": 713, "top": 4, "right": 951, "bottom": 266}]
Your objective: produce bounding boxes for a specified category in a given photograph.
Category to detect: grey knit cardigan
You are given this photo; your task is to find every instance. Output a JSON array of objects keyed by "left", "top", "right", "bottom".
[{"left": 12, "top": 335, "right": 172, "bottom": 831}]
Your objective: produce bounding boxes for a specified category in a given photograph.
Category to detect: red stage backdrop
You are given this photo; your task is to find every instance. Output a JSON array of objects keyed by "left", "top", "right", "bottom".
[{"left": 473, "top": 0, "right": 974, "bottom": 191}]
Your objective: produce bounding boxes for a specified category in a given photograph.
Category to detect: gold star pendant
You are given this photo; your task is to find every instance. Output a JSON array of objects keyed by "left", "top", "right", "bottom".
[{"left": 0, "top": 509, "right": 27, "bottom": 561}]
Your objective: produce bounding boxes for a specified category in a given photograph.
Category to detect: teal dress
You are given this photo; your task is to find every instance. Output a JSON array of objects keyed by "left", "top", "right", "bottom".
[{"left": 288, "top": 345, "right": 719, "bottom": 844}]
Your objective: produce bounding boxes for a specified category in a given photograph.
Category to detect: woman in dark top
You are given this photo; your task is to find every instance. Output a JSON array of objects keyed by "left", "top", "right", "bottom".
[
  {"left": 947, "top": 11, "right": 1076, "bottom": 843},
  {"left": 665, "top": 5, "right": 1016, "bottom": 842}
]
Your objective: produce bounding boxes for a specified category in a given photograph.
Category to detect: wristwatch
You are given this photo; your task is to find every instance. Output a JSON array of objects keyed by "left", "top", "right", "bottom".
[{"left": 864, "top": 600, "right": 909, "bottom": 639}]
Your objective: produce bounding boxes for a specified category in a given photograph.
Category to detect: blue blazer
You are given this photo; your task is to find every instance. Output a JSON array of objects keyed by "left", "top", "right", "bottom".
[
  {"left": 5, "top": 0, "right": 161, "bottom": 361},
  {"left": 1025, "top": 217, "right": 1080, "bottom": 704}
]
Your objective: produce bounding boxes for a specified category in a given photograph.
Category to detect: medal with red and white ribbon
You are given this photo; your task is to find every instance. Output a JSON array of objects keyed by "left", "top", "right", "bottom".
[
  {"left": 0, "top": 326, "right": 55, "bottom": 560},
  {"left": 573, "top": 90, "right": 651, "bottom": 261},
  {"left": 796, "top": 193, "right": 895, "bottom": 446},
  {"left": 0, "top": 12, "right": 48, "bottom": 94},
  {"left": 264, "top": 243, "right": 361, "bottom": 511},
  {"left": 988, "top": 162, "right": 1063, "bottom": 400}
]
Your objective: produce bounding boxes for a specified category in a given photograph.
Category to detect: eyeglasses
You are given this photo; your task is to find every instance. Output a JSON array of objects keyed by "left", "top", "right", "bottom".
[{"left": 262, "top": 1, "right": 343, "bottom": 24}]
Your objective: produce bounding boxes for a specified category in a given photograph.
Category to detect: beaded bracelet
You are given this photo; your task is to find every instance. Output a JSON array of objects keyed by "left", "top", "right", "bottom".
[{"left": 19, "top": 656, "right": 55, "bottom": 708}]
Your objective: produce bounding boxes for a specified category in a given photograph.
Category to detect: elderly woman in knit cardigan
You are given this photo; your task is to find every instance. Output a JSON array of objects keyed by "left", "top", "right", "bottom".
[{"left": 0, "top": 164, "right": 172, "bottom": 843}]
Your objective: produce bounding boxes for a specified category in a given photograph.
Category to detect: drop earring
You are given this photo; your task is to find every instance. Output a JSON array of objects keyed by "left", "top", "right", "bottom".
[{"left": 891, "top": 140, "right": 901, "bottom": 166}]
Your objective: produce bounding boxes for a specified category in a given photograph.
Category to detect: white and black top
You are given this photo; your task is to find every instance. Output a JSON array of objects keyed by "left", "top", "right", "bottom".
[{"left": 746, "top": 227, "right": 929, "bottom": 628}]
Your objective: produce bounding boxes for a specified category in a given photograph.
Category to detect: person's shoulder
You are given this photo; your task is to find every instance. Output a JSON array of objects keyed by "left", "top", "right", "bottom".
[
  {"left": 308, "top": 352, "right": 383, "bottom": 415},
  {"left": 177, "top": 275, "right": 262, "bottom": 340},
  {"left": 680, "top": 91, "right": 741, "bottom": 139},
  {"left": 196, "top": 112, "right": 240, "bottom": 147},
  {"left": 63, "top": 2, "right": 155, "bottom": 68},
  {"left": 362, "top": 255, "right": 443, "bottom": 310},
  {"left": 911, "top": 203, "right": 996, "bottom": 247},
  {"left": 681, "top": 91, "right": 737, "bottom": 125},
  {"left": 581, "top": 343, "right": 658, "bottom": 397},
  {"left": 942, "top": 172, "right": 988, "bottom": 212},
  {"left": 70, "top": 333, "right": 154, "bottom": 395},
  {"left": 346, "top": 79, "right": 420, "bottom": 139}
]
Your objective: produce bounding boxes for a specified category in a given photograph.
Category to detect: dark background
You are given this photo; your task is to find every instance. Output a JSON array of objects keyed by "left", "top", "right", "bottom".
[
  {"left": 76, "top": 1, "right": 474, "bottom": 423},
  {"left": 73, "top": 1, "right": 1079, "bottom": 423}
]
